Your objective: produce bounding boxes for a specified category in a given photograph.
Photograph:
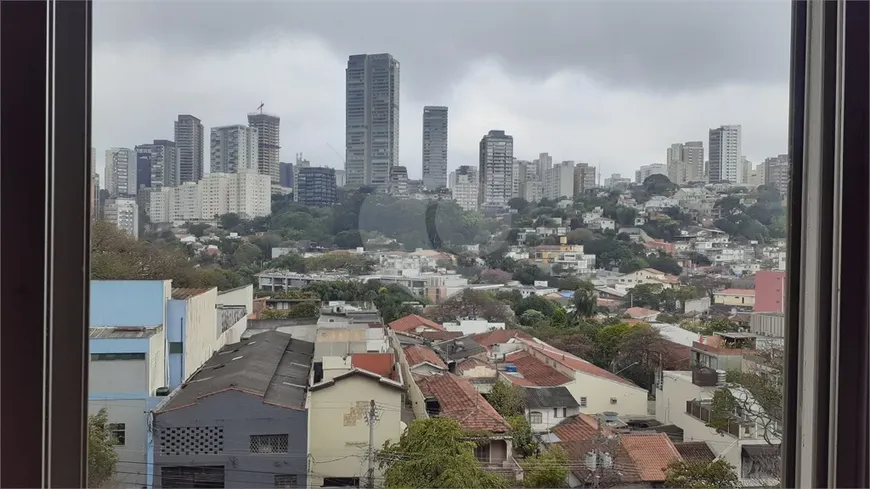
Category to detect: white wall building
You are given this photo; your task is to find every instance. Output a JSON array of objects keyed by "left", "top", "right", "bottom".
[
  {"left": 543, "top": 161, "right": 575, "bottom": 200},
  {"left": 149, "top": 170, "right": 271, "bottom": 223},
  {"left": 104, "top": 197, "right": 139, "bottom": 239},
  {"left": 709, "top": 125, "right": 742, "bottom": 184},
  {"left": 210, "top": 124, "right": 259, "bottom": 174},
  {"left": 478, "top": 130, "right": 514, "bottom": 208},
  {"left": 106, "top": 148, "right": 137, "bottom": 197},
  {"left": 635, "top": 163, "right": 668, "bottom": 183},
  {"left": 449, "top": 165, "right": 479, "bottom": 211}
]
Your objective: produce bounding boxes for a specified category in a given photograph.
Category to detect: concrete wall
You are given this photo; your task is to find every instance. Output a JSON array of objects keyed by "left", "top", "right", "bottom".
[
  {"left": 148, "top": 331, "right": 168, "bottom": 395},
  {"left": 308, "top": 376, "right": 403, "bottom": 486},
  {"left": 153, "top": 390, "right": 308, "bottom": 489},
  {"left": 525, "top": 406, "right": 581, "bottom": 432},
  {"left": 391, "top": 331, "right": 429, "bottom": 420},
  {"left": 183, "top": 288, "right": 218, "bottom": 380},
  {"left": 90, "top": 358, "right": 148, "bottom": 395},
  {"left": 89, "top": 398, "right": 151, "bottom": 488},
  {"left": 90, "top": 280, "right": 171, "bottom": 327},
  {"left": 217, "top": 285, "right": 254, "bottom": 345}
]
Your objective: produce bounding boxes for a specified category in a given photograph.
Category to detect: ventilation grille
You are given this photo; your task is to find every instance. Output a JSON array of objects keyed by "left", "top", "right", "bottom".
[
  {"left": 159, "top": 426, "right": 224, "bottom": 456},
  {"left": 251, "top": 434, "right": 289, "bottom": 454}
]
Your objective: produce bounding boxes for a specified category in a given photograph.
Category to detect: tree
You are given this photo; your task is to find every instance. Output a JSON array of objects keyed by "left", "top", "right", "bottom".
[
  {"left": 520, "top": 309, "right": 546, "bottom": 327},
  {"left": 378, "top": 418, "right": 507, "bottom": 489},
  {"left": 513, "top": 263, "right": 547, "bottom": 285},
  {"left": 522, "top": 446, "right": 569, "bottom": 488},
  {"left": 515, "top": 295, "right": 557, "bottom": 318},
  {"left": 429, "top": 289, "right": 512, "bottom": 323},
  {"left": 572, "top": 287, "right": 597, "bottom": 319},
  {"left": 218, "top": 213, "right": 242, "bottom": 230},
  {"left": 486, "top": 380, "right": 525, "bottom": 417},
  {"left": 88, "top": 408, "right": 119, "bottom": 488},
  {"left": 233, "top": 242, "right": 263, "bottom": 267},
  {"left": 507, "top": 415, "right": 538, "bottom": 457},
  {"left": 664, "top": 459, "right": 740, "bottom": 489},
  {"left": 480, "top": 268, "right": 513, "bottom": 284},
  {"left": 550, "top": 307, "right": 568, "bottom": 328}
]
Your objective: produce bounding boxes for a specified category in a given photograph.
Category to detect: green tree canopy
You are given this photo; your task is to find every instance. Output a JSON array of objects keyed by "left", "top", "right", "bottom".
[
  {"left": 486, "top": 380, "right": 526, "bottom": 417},
  {"left": 88, "top": 408, "right": 119, "bottom": 488},
  {"left": 506, "top": 415, "right": 538, "bottom": 458},
  {"left": 664, "top": 459, "right": 739, "bottom": 489},
  {"left": 378, "top": 418, "right": 507, "bottom": 489},
  {"left": 522, "top": 446, "right": 569, "bottom": 488}
]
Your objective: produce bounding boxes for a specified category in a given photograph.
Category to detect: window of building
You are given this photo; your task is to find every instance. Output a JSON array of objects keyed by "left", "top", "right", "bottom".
[
  {"left": 250, "top": 434, "right": 289, "bottom": 453},
  {"left": 109, "top": 423, "right": 125, "bottom": 446},
  {"left": 580, "top": 397, "right": 588, "bottom": 407},
  {"left": 474, "top": 443, "right": 490, "bottom": 463},
  {"left": 90, "top": 353, "right": 145, "bottom": 361},
  {"left": 169, "top": 342, "right": 183, "bottom": 354},
  {"left": 274, "top": 474, "right": 298, "bottom": 488},
  {"left": 562, "top": 407, "right": 567, "bottom": 417},
  {"left": 529, "top": 411, "right": 543, "bottom": 424}
]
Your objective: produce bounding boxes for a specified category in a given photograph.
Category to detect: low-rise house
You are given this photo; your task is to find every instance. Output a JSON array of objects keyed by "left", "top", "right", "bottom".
[
  {"left": 524, "top": 386, "right": 582, "bottom": 432},
  {"left": 433, "top": 335, "right": 488, "bottom": 362},
  {"left": 586, "top": 217, "right": 616, "bottom": 231},
  {"left": 403, "top": 345, "right": 448, "bottom": 376},
  {"left": 415, "top": 373, "right": 523, "bottom": 480},
  {"left": 617, "top": 268, "right": 680, "bottom": 289},
  {"left": 151, "top": 332, "right": 314, "bottom": 489},
  {"left": 308, "top": 359, "right": 406, "bottom": 487},
  {"left": 455, "top": 357, "right": 499, "bottom": 393},
  {"left": 713, "top": 288, "right": 756, "bottom": 308},
  {"left": 388, "top": 314, "right": 446, "bottom": 334},
  {"left": 625, "top": 307, "right": 661, "bottom": 322},
  {"left": 443, "top": 319, "right": 505, "bottom": 335}
]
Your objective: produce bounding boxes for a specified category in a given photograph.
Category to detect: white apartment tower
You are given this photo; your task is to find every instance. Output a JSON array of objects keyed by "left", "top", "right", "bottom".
[
  {"left": 150, "top": 170, "right": 271, "bottom": 223},
  {"left": 248, "top": 112, "right": 281, "bottom": 184},
  {"left": 544, "top": 161, "right": 575, "bottom": 200},
  {"left": 449, "top": 165, "right": 479, "bottom": 211},
  {"left": 104, "top": 197, "right": 139, "bottom": 239},
  {"left": 105, "top": 148, "right": 137, "bottom": 197},
  {"left": 422, "top": 106, "right": 448, "bottom": 190},
  {"left": 534, "top": 152, "right": 553, "bottom": 180},
  {"left": 478, "top": 130, "right": 514, "bottom": 209},
  {"left": 174, "top": 114, "right": 204, "bottom": 184},
  {"left": 708, "top": 125, "right": 742, "bottom": 183},
  {"left": 667, "top": 142, "right": 704, "bottom": 184},
  {"left": 210, "top": 125, "right": 259, "bottom": 174},
  {"left": 346, "top": 53, "right": 400, "bottom": 188}
]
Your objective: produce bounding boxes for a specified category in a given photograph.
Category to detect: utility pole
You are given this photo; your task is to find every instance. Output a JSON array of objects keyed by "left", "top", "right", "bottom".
[
  {"left": 593, "top": 415, "right": 603, "bottom": 489},
  {"left": 365, "top": 399, "right": 378, "bottom": 489}
]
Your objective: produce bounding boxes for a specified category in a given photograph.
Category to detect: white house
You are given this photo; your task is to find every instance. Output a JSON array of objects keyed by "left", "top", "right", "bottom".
[{"left": 523, "top": 386, "right": 581, "bottom": 432}]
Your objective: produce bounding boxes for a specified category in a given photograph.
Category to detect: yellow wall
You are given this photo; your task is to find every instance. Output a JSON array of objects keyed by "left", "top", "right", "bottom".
[{"left": 714, "top": 293, "right": 756, "bottom": 307}]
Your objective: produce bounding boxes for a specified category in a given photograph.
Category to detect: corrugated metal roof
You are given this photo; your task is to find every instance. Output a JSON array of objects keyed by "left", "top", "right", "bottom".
[
  {"left": 524, "top": 386, "right": 580, "bottom": 408},
  {"left": 89, "top": 326, "right": 162, "bottom": 339}
]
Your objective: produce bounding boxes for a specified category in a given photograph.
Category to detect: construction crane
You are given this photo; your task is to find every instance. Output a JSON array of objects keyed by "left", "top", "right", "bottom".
[
  {"left": 256, "top": 101, "right": 264, "bottom": 114},
  {"left": 326, "top": 143, "right": 345, "bottom": 166}
]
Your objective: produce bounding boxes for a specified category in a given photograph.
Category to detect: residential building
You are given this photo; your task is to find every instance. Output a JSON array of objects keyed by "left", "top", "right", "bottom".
[
  {"left": 422, "top": 106, "right": 448, "bottom": 190},
  {"left": 573, "top": 162, "right": 596, "bottom": 195},
  {"left": 708, "top": 125, "right": 742, "bottom": 183},
  {"left": 522, "top": 180, "right": 543, "bottom": 203},
  {"left": 136, "top": 140, "right": 178, "bottom": 189},
  {"left": 403, "top": 344, "right": 448, "bottom": 376},
  {"left": 754, "top": 270, "right": 786, "bottom": 313},
  {"left": 741, "top": 157, "right": 754, "bottom": 185},
  {"left": 201, "top": 170, "right": 272, "bottom": 219},
  {"left": 279, "top": 161, "right": 293, "bottom": 188},
  {"left": 524, "top": 386, "right": 582, "bottom": 432},
  {"left": 478, "top": 130, "right": 514, "bottom": 209},
  {"left": 174, "top": 114, "right": 204, "bottom": 184},
  {"left": 530, "top": 240, "right": 596, "bottom": 274},
  {"left": 248, "top": 112, "right": 281, "bottom": 184},
  {"left": 449, "top": 165, "right": 479, "bottom": 211},
  {"left": 152, "top": 332, "right": 313, "bottom": 489},
  {"left": 713, "top": 288, "right": 756, "bottom": 308},
  {"left": 92, "top": 171, "right": 100, "bottom": 219},
  {"left": 296, "top": 166, "right": 337, "bottom": 206},
  {"left": 308, "top": 356, "right": 404, "bottom": 487},
  {"left": 616, "top": 268, "right": 680, "bottom": 289},
  {"left": 764, "top": 154, "right": 790, "bottom": 197},
  {"left": 334, "top": 169, "right": 346, "bottom": 187},
  {"left": 534, "top": 152, "right": 552, "bottom": 180},
  {"left": 635, "top": 163, "right": 667, "bottom": 184},
  {"left": 210, "top": 124, "right": 259, "bottom": 174},
  {"left": 416, "top": 373, "right": 522, "bottom": 480},
  {"left": 667, "top": 141, "right": 705, "bottom": 184},
  {"left": 292, "top": 153, "right": 310, "bottom": 200},
  {"left": 544, "top": 160, "right": 574, "bottom": 200},
  {"left": 604, "top": 173, "right": 633, "bottom": 188},
  {"left": 346, "top": 53, "right": 400, "bottom": 188},
  {"left": 104, "top": 197, "right": 139, "bottom": 238},
  {"left": 106, "top": 147, "right": 138, "bottom": 197},
  {"left": 390, "top": 165, "right": 408, "bottom": 196}
]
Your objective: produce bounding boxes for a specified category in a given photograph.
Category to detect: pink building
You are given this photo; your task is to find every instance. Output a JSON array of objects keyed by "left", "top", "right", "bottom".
[{"left": 754, "top": 270, "right": 787, "bottom": 313}]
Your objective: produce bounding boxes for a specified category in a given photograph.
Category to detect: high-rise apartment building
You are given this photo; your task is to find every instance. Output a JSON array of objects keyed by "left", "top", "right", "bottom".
[
  {"left": 292, "top": 153, "right": 310, "bottom": 202},
  {"left": 296, "top": 167, "right": 338, "bottom": 207},
  {"left": 346, "top": 53, "right": 400, "bottom": 188},
  {"left": 105, "top": 148, "right": 137, "bottom": 197},
  {"left": 174, "top": 115, "right": 204, "bottom": 184},
  {"left": 151, "top": 170, "right": 271, "bottom": 223},
  {"left": 334, "top": 169, "right": 346, "bottom": 188},
  {"left": 741, "top": 157, "right": 753, "bottom": 185},
  {"left": 478, "top": 130, "right": 514, "bottom": 209},
  {"left": 573, "top": 162, "right": 596, "bottom": 195},
  {"left": 210, "top": 125, "right": 259, "bottom": 174},
  {"left": 515, "top": 160, "right": 538, "bottom": 201},
  {"left": 136, "top": 140, "right": 178, "bottom": 190},
  {"left": 667, "top": 142, "right": 705, "bottom": 184},
  {"left": 764, "top": 154, "right": 790, "bottom": 197},
  {"left": 248, "top": 112, "right": 281, "bottom": 184},
  {"left": 279, "top": 162, "right": 293, "bottom": 188},
  {"left": 390, "top": 166, "right": 409, "bottom": 196},
  {"left": 635, "top": 163, "right": 668, "bottom": 184},
  {"left": 449, "top": 166, "right": 479, "bottom": 212},
  {"left": 708, "top": 125, "right": 742, "bottom": 183},
  {"left": 534, "top": 152, "right": 553, "bottom": 180},
  {"left": 104, "top": 197, "right": 139, "bottom": 239},
  {"left": 544, "top": 161, "right": 575, "bottom": 200},
  {"left": 604, "top": 173, "right": 633, "bottom": 188},
  {"left": 422, "top": 106, "right": 448, "bottom": 190}
]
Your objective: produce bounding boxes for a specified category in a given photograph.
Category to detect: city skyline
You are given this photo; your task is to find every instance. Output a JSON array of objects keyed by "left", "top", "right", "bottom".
[{"left": 92, "top": 2, "right": 790, "bottom": 183}]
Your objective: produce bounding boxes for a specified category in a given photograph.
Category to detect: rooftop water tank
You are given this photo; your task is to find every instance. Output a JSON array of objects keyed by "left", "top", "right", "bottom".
[{"left": 505, "top": 364, "right": 517, "bottom": 373}]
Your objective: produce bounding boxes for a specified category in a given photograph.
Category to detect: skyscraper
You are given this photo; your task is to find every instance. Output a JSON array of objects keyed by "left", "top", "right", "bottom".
[
  {"left": 174, "top": 114, "right": 204, "bottom": 183},
  {"left": 666, "top": 141, "right": 705, "bottom": 184},
  {"left": 449, "top": 166, "right": 479, "bottom": 211},
  {"left": 573, "top": 162, "right": 597, "bottom": 195},
  {"left": 105, "top": 148, "right": 137, "bottom": 197},
  {"left": 764, "top": 154, "right": 790, "bottom": 197},
  {"left": 248, "top": 112, "right": 281, "bottom": 184},
  {"left": 478, "top": 130, "right": 514, "bottom": 209},
  {"left": 708, "top": 125, "right": 742, "bottom": 183},
  {"left": 534, "top": 152, "right": 553, "bottom": 180},
  {"left": 296, "top": 167, "right": 337, "bottom": 207},
  {"left": 135, "top": 140, "right": 177, "bottom": 189},
  {"left": 422, "top": 106, "right": 448, "bottom": 190},
  {"left": 210, "top": 125, "right": 259, "bottom": 174},
  {"left": 346, "top": 53, "right": 400, "bottom": 188}
]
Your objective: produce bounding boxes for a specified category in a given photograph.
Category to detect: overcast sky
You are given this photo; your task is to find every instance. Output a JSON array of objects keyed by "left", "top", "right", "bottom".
[{"left": 93, "top": 0, "right": 791, "bottom": 182}]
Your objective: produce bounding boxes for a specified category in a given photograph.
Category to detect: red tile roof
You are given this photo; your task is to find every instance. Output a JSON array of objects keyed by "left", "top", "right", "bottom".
[
  {"left": 674, "top": 442, "right": 715, "bottom": 462},
  {"left": 351, "top": 353, "right": 395, "bottom": 378},
  {"left": 403, "top": 345, "right": 447, "bottom": 369},
  {"left": 505, "top": 350, "right": 572, "bottom": 386},
  {"left": 388, "top": 314, "right": 445, "bottom": 333},
  {"left": 416, "top": 373, "right": 511, "bottom": 433},
  {"left": 473, "top": 329, "right": 533, "bottom": 349},
  {"left": 620, "top": 433, "right": 682, "bottom": 482},
  {"left": 552, "top": 414, "right": 610, "bottom": 442},
  {"left": 625, "top": 307, "right": 661, "bottom": 318},
  {"left": 455, "top": 357, "right": 494, "bottom": 375},
  {"left": 419, "top": 330, "right": 464, "bottom": 341},
  {"left": 517, "top": 338, "right": 638, "bottom": 387},
  {"left": 171, "top": 288, "right": 211, "bottom": 300}
]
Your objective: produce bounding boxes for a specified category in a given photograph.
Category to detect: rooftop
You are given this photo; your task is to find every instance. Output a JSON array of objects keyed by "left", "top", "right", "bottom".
[
  {"left": 433, "top": 335, "right": 486, "bottom": 360},
  {"left": 155, "top": 331, "right": 314, "bottom": 413},
  {"left": 473, "top": 329, "right": 532, "bottom": 349},
  {"left": 388, "top": 314, "right": 445, "bottom": 333},
  {"left": 351, "top": 353, "right": 396, "bottom": 378},
  {"left": 717, "top": 288, "right": 756, "bottom": 296},
  {"left": 515, "top": 338, "right": 638, "bottom": 387},
  {"left": 620, "top": 433, "right": 682, "bottom": 482},
  {"left": 416, "top": 373, "right": 511, "bottom": 433},
  {"left": 503, "top": 350, "right": 572, "bottom": 387},
  {"left": 524, "top": 386, "right": 580, "bottom": 409},
  {"left": 403, "top": 345, "right": 447, "bottom": 369},
  {"left": 89, "top": 325, "right": 162, "bottom": 339},
  {"left": 674, "top": 441, "right": 716, "bottom": 462},
  {"left": 625, "top": 307, "right": 661, "bottom": 318},
  {"left": 171, "top": 288, "right": 212, "bottom": 300}
]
